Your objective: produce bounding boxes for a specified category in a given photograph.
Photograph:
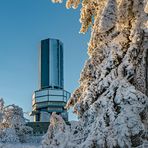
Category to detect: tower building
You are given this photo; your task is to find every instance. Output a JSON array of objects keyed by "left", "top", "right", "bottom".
[{"left": 31, "top": 38, "right": 70, "bottom": 122}]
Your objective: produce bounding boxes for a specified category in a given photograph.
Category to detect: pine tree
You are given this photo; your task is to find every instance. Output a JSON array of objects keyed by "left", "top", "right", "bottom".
[{"left": 43, "top": 0, "right": 148, "bottom": 147}]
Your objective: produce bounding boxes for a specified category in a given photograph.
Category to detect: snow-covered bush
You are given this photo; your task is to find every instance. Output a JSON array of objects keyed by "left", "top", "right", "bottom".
[
  {"left": 42, "top": 112, "right": 71, "bottom": 148},
  {"left": 0, "top": 128, "right": 19, "bottom": 143},
  {"left": 0, "top": 99, "right": 33, "bottom": 143},
  {"left": 42, "top": 0, "right": 148, "bottom": 147}
]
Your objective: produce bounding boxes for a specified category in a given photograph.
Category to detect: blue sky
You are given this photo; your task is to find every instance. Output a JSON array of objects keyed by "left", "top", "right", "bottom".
[{"left": 0, "top": 0, "right": 90, "bottom": 120}]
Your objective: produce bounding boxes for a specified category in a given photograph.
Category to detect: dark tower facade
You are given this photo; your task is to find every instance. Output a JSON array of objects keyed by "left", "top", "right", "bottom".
[
  {"left": 31, "top": 38, "right": 70, "bottom": 122},
  {"left": 40, "top": 39, "right": 63, "bottom": 89}
]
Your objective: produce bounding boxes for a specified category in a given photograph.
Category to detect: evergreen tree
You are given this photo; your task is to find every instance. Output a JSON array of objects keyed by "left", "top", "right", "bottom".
[{"left": 43, "top": 0, "right": 148, "bottom": 147}]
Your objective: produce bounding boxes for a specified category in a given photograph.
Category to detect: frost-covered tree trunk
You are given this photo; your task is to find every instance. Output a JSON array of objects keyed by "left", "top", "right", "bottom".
[{"left": 43, "top": 0, "right": 148, "bottom": 147}]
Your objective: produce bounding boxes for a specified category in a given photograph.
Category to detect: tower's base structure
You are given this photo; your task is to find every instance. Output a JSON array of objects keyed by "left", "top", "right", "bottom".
[
  {"left": 31, "top": 87, "right": 70, "bottom": 122},
  {"left": 28, "top": 88, "right": 70, "bottom": 135}
]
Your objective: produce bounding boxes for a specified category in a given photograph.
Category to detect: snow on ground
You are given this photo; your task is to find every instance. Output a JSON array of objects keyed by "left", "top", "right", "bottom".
[
  {"left": 0, "top": 143, "right": 42, "bottom": 148},
  {"left": 0, "top": 135, "right": 43, "bottom": 148}
]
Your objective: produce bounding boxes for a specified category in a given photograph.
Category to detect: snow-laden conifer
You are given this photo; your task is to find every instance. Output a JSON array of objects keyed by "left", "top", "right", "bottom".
[{"left": 43, "top": 0, "right": 148, "bottom": 147}]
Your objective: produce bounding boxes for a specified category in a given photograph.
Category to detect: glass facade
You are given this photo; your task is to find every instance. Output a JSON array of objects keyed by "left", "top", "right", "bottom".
[
  {"left": 49, "top": 39, "right": 59, "bottom": 87},
  {"left": 39, "top": 39, "right": 64, "bottom": 89},
  {"left": 32, "top": 88, "right": 70, "bottom": 105},
  {"left": 40, "top": 39, "right": 49, "bottom": 89},
  {"left": 32, "top": 87, "right": 70, "bottom": 121}
]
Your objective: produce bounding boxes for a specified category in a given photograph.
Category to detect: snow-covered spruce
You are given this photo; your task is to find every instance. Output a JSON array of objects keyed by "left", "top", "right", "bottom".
[
  {"left": 0, "top": 99, "right": 33, "bottom": 143},
  {"left": 42, "top": 0, "right": 148, "bottom": 148}
]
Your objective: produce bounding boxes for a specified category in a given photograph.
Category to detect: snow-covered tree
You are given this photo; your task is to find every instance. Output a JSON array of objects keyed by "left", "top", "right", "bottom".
[
  {"left": 42, "top": 112, "right": 71, "bottom": 148},
  {"left": 42, "top": 0, "right": 148, "bottom": 147},
  {"left": 0, "top": 99, "right": 33, "bottom": 143},
  {"left": 0, "top": 98, "right": 4, "bottom": 123},
  {"left": 0, "top": 98, "right": 4, "bottom": 111}
]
